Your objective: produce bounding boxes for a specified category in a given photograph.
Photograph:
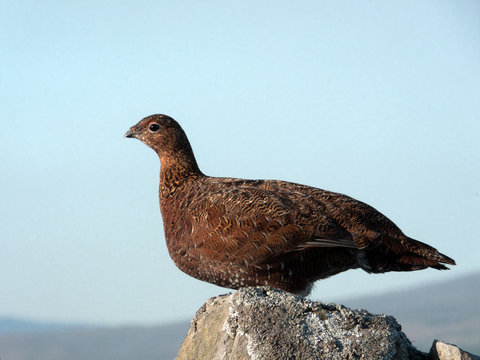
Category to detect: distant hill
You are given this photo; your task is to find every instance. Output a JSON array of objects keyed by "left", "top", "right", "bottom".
[
  {"left": 0, "top": 317, "right": 83, "bottom": 334},
  {"left": 0, "top": 272, "right": 478, "bottom": 359},
  {"left": 340, "top": 271, "right": 480, "bottom": 354},
  {"left": 0, "top": 322, "right": 189, "bottom": 360}
]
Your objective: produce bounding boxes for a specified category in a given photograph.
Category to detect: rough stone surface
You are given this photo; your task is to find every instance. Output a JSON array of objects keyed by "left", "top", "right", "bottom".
[
  {"left": 428, "top": 340, "right": 480, "bottom": 360},
  {"left": 176, "top": 287, "right": 426, "bottom": 360}
]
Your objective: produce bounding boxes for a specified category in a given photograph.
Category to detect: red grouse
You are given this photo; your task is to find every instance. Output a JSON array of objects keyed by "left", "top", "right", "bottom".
[{"left": 125, "top": 114, "right": 455, "bottom": 295}]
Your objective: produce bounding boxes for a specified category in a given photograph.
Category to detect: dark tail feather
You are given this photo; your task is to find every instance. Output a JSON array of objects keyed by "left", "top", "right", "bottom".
[
  {"left": 395, "top": 254, "right": 452, "bottom": 271},
  {"left": 403, "top": 237, "right": 456, "bottom": 267},
  {"left": 364, "top": 237, "right": 455, "bottom": 273}
]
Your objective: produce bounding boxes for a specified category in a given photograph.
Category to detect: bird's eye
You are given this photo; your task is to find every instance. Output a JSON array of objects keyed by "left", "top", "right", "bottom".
[{"left": 149, "top": 123, "right": 160, "bottom": 132}]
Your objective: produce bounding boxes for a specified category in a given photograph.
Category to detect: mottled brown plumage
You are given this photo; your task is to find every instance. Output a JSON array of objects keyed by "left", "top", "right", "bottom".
[{"left": 125, "top": 114, "right": 455, "bottom": 295}]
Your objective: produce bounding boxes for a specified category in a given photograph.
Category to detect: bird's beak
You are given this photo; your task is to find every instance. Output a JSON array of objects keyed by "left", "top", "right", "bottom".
[{"left": 124, "top": 128, "right": 138, "bottom": 139}]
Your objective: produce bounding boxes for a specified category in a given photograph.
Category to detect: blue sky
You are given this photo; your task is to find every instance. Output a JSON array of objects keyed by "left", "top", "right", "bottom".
[{"left": 1, "top": 0, "right": 479, "bottom": 325}]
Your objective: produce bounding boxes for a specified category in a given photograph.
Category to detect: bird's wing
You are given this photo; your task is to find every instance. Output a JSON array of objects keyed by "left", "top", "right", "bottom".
[
  {"left": 184, "top": 179, "right": 358, "bottom": 264},
  {"left": 257, "top": 179, "right": 408, "bottom": 248},
  {"left": 297, "top": 238, "right": 357, "bottom": 249}
]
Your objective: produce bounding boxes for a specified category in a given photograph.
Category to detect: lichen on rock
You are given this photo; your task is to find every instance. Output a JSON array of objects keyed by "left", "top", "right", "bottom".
[{"left": 176, "top": 287, "right": 426, "bottom": 360}]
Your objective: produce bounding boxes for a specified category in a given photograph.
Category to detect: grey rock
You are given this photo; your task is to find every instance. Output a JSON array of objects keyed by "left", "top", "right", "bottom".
[
  {"left": 176, "top": 287, "right": 426, "bottom": 360},
  {"left": 428, "top": 340, "right": 480, "bottom": 360}
]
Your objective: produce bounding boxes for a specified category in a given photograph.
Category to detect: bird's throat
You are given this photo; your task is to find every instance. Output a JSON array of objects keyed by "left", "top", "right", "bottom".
[{"left": 159, "top": 159, "right": 203, "bottom": 198}]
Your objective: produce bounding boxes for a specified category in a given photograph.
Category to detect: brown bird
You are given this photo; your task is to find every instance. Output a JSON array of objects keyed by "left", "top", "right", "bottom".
[{"left": 125, "top": 114, "right": 455, "bottom": 295}]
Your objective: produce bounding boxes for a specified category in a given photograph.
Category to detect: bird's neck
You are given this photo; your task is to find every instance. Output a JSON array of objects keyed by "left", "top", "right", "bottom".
[{"left": 159, "top": 152, "right": 203, "bottom": 198}]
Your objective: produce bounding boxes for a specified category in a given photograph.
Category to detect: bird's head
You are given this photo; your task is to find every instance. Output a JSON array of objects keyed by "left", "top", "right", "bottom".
[
  {"left": 125, "top": 114, "right": 186, "bottom": 152},
  {"left": 125, "top": 114, "right": 199, "bottom": 171}
]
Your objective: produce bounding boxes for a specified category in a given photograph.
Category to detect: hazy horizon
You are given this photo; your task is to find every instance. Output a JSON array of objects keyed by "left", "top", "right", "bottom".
[
  {"left": 2, "top": 271, "right": 479, "bottom": 359},
  {"left": 1, "top": 270, "right": 479, "bottom": 329}
]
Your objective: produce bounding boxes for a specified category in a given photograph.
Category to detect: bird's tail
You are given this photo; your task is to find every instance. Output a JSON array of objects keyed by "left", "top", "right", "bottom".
[
  {"left": 400, "top": 237, "right": 455, "bottom": 269},
  {"left": 365, "top": 237, "right": 455, "bottom": 273}
]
